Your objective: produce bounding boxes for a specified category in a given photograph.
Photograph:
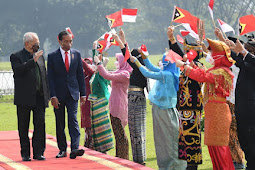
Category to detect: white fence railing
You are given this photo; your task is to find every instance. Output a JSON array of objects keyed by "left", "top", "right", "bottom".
[{"left": 0, "top": 71, "right": 14, "bottom": 95}]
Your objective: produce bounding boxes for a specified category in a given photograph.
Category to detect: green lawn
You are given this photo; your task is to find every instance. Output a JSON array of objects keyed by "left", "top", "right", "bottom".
[
  {"left": 0, "top": 55, "right": 213, "bottom": 169},
  {"left": 0, "top": 95, "right": 213, "bottom": 170}
]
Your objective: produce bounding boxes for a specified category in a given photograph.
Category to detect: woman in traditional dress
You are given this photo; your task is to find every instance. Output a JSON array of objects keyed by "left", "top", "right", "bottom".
[
  {"left": 80, "top": 57, "right": 94, "bottom": 148},
  {"left": 168, "top": 26, "right": 203, "bottom": 170},
  {"left": 129, "top": 48, "right": 187, "bottom": 169},
  {"left": 84, "top": 42, "right": 113, "bottom": 153},
  {"left": 176, "top": 38, "right": 235, "bottom": 170},
  {"left": 94, "top": 52, "right": 133, "bottom": 160},
  {"left": 113, "top": 29, "right": 148, "bottom": 165}
]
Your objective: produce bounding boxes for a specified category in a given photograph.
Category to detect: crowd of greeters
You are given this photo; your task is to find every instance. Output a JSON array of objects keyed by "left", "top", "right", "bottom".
[{"left": 10, "top": 24, "right": 255, "bottom": 170}]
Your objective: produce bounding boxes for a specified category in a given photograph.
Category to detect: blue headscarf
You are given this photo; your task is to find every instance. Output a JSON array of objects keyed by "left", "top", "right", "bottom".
[{"left": 161, "top": 54, "right": 180, "bottom": 92}]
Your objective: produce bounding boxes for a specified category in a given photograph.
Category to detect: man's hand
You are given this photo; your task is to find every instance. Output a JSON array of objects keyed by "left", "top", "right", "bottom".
[
  {"left": 214, "top": 27, "right": 225, "bottom": 42},
  {"left": 33, "top": 50, "right": 43, "bottom": 62},
  {"left": 225, "top": 39, "right": 236, "bottom": 51},
  {"left": 235, "top": 40, "right": 247, "bottom": 55},
  {"left": 51, "top": 97, "right": 60, "bottom": 109},
  {"left": 80, "top": 96, "right": 86, "bottom": 105}
]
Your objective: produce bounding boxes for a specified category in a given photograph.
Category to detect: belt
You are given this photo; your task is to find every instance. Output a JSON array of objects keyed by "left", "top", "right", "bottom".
[
  {"left": 208, "top": 96, "right": 226, "bottom": 103},
  {"left": 128, "top": 87, "right": 144, "bottom": 91}
]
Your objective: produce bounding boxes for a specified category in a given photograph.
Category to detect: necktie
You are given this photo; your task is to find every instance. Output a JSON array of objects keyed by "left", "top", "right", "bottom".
[{"left": 65, "top": 51, "right": 69, "bottom": 72}]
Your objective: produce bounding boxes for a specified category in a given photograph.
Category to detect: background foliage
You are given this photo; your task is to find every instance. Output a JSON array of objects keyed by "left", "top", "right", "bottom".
[{"left": 0, "top": 0, "right": 254, "bottom": 61}]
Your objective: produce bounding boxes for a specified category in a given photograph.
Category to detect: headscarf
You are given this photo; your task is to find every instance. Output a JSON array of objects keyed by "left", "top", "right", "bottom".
[
  {"left": 115, "top": 53, "right": 133, "bottom": 73},
  {"left": 207, "top": 38, "right": 235, "bottom": 68},
  {"left": 84, "top": 57, "right": 93, "bottom": 64},
  {"left": 162, "top": 54, "right": 180, "bottom": 91}
]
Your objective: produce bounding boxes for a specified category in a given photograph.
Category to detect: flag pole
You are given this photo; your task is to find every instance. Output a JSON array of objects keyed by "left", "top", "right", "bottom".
[
  {"left": 173, "top": 23, "right": 184, "bottom": 28},
  {"left": 170, "top": 6, "right": 176, "bottom": 26}
]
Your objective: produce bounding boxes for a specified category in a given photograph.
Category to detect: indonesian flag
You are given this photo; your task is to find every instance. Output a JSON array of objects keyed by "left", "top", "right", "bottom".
[
  {"left": 239, "top": 14, "right": 255, "bottom": 36},
  {"left": 187, "top": 49, "right": 197, "bottom": 62},
  {"left": 180, "top": 29, "right": 190, "bottom": 37},
  {"left": 65, "top": 27, "right": 74, "bottom": 38},
  {"left": 106, "top": 11, "right": 123, "bottom": 28},
  {"left": 172, "top": 6, "right": 199, "bottom": 34},
  {"left": 122, "top": 8, "right": 137, "bottom": 22},
  {"left": 165, "top": 50, "right": 183, "bottom": 63},
  {"left": 217, "top": 19, "right": 235, "bottom": 34},
  {"left": 96, "top": 40, "right": 106, "bottom": 53},
  {"left": 124, "top": 43, "right": 130, "bottom": 62},
  {"left": 182, "top": 24, "right": 199, "bottom": 39},
  {"left": 208, "top": 0, "right": 214, "bottom": 20}
]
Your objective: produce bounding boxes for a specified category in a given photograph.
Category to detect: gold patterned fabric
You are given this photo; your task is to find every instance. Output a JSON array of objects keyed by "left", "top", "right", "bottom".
[
  {"left": 227, "top": 101, "right": 245, "bottom": 164},
  {"left": 178, "top": 110, "right": 202, "bottom": 165}
]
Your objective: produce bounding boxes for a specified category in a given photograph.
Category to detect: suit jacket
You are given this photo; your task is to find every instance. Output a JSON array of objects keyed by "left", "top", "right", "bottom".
[
  {"left": 232, "top": 52, "right": 255, "bottom": 124},
  {"left": 47, "top": 48, "right": 85, "bottom": 102},
  {"left": 10, "top": 48, "right": 50, "bottom": 107}
]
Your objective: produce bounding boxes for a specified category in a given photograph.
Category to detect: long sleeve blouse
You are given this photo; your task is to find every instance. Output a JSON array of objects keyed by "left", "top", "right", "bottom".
[{"left": 97, "top": 65, "right": 130, "bottom": 127}]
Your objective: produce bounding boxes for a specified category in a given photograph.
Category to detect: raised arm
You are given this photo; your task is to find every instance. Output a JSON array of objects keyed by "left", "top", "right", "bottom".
[
  {"left": 94, "top": 55, "right": 129, "bottom": 82},
  {"left": 130, "top": 56, "right": 163, "bottom": 80}
]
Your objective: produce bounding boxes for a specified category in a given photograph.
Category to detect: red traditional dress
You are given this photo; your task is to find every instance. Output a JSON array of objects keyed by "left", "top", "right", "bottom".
[{"left": 185, "top": 39, "right": 235, "bottom": 170}]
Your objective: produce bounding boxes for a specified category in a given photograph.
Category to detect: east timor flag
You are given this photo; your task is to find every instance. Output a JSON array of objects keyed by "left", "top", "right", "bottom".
[
  {"left": 239, "top": 14, "right": 255, "bottom": 36},
  {"left": 96, "top": 40, "right": 106, "bottom": 53},
  {"left": 106, "top": 11, "right": 123, "bottom": 28},
  {"left": 172, "top": 6, "right": 199, "bottom": 34}
]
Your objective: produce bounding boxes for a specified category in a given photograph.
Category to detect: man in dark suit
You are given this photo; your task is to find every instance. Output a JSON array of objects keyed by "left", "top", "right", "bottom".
[
  {"left": 10, "top": 32, "right": 49, "bottom": 161},
  {"left": 229, "top": 39, "right": 255, "bottom": 170},
  {"left": 47, "top": 30, "right": 86, "bottom": 159}
]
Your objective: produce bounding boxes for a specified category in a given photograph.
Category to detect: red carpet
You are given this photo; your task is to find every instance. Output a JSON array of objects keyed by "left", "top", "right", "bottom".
[{"left": 0, "top": 131, "right": 153, "bottom": 170}]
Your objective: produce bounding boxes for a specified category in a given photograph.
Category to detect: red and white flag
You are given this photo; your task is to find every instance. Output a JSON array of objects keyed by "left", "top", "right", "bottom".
[
  {"left": 180, "top": 29, "right": 190, "bottom": 37},
  {"left": 66, "top": 27, "right": 74, "bottom": 38},
  {"left": 208, "top": 0, "right": 214, "bottom": 20},
  {"left": 182, "top": 24, "right": 199, "bottom": 39},
  {"left": 217, "top": 19, "right": 235, "bottom": 34},
  {"left": 122, "top": 8, "right": 138, "bottom": 22}
]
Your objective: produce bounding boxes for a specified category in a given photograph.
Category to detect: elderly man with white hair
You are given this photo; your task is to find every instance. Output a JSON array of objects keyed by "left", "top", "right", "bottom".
[{"left": 10, "top": 32, "right": 49, "bottom": 161}]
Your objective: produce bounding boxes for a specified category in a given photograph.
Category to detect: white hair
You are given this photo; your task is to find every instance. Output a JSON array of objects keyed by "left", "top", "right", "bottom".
[{"left": 23, "top": 32, "right": 38, "bottom": 45}]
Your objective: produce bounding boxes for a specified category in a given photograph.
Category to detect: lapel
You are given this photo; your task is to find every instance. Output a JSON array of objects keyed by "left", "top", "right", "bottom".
[
  {"left": 57, "top": 48, "right": 67, "bottom": 71},
  {"left": 69, "top": 49, "right": 75, "bottom": 71}
]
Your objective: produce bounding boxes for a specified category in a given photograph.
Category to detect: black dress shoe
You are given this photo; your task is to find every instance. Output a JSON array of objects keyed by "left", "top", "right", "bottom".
[
  {"left": 22, "top": 156, "right": 31, "bottom": 161},
  {"left": 56, "top": 151, "right": 67, "bottom": 158},
  {"left": 70, "top": 149, "right": 85, "bottom": 159},
  {"left": 33, "top": 155, "right": 45, "bottom": 160}
]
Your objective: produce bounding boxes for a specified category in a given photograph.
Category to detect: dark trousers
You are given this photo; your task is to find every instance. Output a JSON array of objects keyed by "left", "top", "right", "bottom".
[
  {"left": 17, "top": 92, "right": 45, "bottom": 157},
  {"left": 54, "top": 93, "right": 80, "bottom": 151},
  {"left": 236, "top": 118, "right": 255, "bottom": 169}
]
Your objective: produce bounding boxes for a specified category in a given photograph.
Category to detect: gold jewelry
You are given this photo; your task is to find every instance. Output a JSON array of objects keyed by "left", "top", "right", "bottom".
[{"left": 170, "top": 37, "right": 176, "bottom": 42}]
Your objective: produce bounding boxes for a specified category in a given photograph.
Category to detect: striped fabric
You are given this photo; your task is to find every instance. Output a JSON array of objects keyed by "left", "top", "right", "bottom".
[{"left": 91, "top": 97, "right": 114, "bottom": 153}]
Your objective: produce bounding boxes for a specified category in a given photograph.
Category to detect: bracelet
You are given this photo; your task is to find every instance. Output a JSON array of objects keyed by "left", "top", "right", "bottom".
[
  {"left": 97, "top": 62, "right": 102, "bottom": 65},
  {"left": 133, "top": 58, "right": 137, "bottom": 63},
  {"left": 169, "top": 37, "right": 176, "bottom": 42}
]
